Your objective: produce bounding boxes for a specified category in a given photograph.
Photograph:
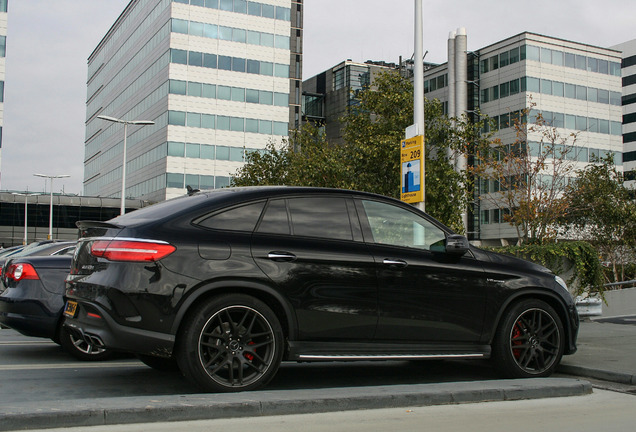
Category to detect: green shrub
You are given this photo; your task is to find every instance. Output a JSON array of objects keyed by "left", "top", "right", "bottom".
[{"left": 488, "top": 241, "right": 604, "bottom": 296}]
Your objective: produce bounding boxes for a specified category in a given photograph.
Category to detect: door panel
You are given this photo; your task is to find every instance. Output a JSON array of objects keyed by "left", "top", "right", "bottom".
[
  {"left": 357, "top": 199, "right": 488, "bottom": 343},
  {"left": 252, "top": 197, "right": 378, "bottom": 341},
  {"left": 371, "top": 244, "right": 488, "bottom": 342}
]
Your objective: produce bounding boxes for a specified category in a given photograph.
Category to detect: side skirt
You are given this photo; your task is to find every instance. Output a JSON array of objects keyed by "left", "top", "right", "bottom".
[{"left": 287, "top": 341, "right": 491, "bottom": 361}]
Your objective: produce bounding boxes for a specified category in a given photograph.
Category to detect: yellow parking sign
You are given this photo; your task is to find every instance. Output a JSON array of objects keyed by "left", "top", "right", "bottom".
[{"left": 400, "top": 135, "right": 424, "bottom": 204}]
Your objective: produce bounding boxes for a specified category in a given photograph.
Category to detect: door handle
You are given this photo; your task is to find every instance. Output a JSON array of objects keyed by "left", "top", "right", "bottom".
[
  {"left": 267, "top": 252, "right": 297, "bottom": 262},
  {"left": 383, "top": 258, "right": 408, "bottom": 268}
]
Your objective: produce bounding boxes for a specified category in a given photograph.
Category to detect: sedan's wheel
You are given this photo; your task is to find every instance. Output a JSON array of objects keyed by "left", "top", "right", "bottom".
[
  {"left": 493, "top": 299, "right": 564, "bottom": 378},
  {"left": 58, "top": 326, "right": 113, "bottom": 361},
  {"left": 177, "top": 294, "right": 284, "bottom": 392}
]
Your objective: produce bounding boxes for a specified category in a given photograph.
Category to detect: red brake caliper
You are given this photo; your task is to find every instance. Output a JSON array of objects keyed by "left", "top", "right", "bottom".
[
  {"left": 244, "top": 341, "right": 255, "bottom": 361},
  {"left": 512, "top": 322, "right": 522, "bottom": 358}
]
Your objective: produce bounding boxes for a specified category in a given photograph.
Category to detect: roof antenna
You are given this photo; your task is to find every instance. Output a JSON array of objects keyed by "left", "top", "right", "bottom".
[{"left": 186, "top": 185, "right": 200, "bottom": 196}]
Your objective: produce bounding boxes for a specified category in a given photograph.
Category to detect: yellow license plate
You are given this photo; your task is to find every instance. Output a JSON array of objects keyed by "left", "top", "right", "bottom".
[{"left": 63, "top": 300, "right": 78, "bottom": 318}]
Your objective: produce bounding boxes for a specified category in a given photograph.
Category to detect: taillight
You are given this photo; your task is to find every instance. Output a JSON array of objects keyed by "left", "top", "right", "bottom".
[
  {"left": 90, "top": 240, "right": 176, "bottom": 262},
  {"left": 6, "top": 263, "right": 40, "bottom": 281}
]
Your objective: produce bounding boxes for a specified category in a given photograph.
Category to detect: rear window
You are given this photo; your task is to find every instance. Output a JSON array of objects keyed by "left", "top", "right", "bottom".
[
  {"left": 257, "top": 197, "right": 354, "bottom": 241},
  {"left": 288, "top": 197, "right": 353, "bottom": 241},
  {"left": 13, "top": 242, "right": 73, "bottom": 257},
  {"left": 257, "top": 199, "right": 290, "bottom": 235},
  {"left": 196, "top": 201, "right": 266, "bottom": 232},
  {"left": 108, "top": 191, "right": 230, "bottom": 224}
]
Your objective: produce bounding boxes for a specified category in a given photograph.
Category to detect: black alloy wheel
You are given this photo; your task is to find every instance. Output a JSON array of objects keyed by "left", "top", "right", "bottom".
[
  {"left": 58, "top": 326, "right": 113, "bottom": 361},
  {"left": 177, "top": 294, "right": 284, "bottom": 392},
  {"left": 493, "top": 299, "right": 564, "bottom": 378}
]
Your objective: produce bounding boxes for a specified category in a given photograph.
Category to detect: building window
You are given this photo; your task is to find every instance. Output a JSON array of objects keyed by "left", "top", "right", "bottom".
[
  {"left": 526, "top": 45, "right": 540, "bottom": 61},
  {"left": 480, "top": 210, "right": 489, "bottom": 225},
  {"left": 523, "top": 44, "right": 620, "bottom": 77},
  {"left": 173, "top": 0, "right": 291, "bottom": 21},
  {"left": 167, "top": 173, "right": 184, "bottom": 188}
]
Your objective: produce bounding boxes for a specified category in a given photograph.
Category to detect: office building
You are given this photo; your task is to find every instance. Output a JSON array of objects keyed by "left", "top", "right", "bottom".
[
  {"left": 0, "top": 0, "right": 7, "bottom": 184},
  {"left": 612, "top": 39, "right": 636, "bottom": 188},
  {"left": 425, "top": 31, "right": 623, "bottom": 244},
  {"left": 85, "top": 0, "right": 302, "bottom": 202},
  {"left": 302, "top": 59, "right": 437, "bottom": 146},
  {"left": 303, "top": 60, "right": 400, "bottom": 145},
  {"left": 0, "top": 192, "right": 146, "bottom": 247}
]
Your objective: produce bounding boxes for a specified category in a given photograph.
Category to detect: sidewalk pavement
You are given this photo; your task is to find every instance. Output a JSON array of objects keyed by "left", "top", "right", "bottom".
[
  {"left": 1, "top": 317, "right": 634, "bottom": 431},
  {"left": 558, "top": 317, "right": 636, "bottom": 385}
]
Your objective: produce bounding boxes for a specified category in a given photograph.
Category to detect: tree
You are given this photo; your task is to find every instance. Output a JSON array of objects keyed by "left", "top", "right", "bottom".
[
  {"left": 340, "top": 71, "right": 483, "bottom": 232},
  {"left": 232, "top": 124, "right": 349, "bottom": 188},
  {"left": 231, "top": 140, "right": 293, "bottom": 187},
  {"left": 471, "top": 107, "right": 578, "bottom": 244},
  {"left": 560, "top": 154, "right": 636, "bottom": 283},
  {"left": 233, "top": 71, "right": 478, "bottom": 231}
]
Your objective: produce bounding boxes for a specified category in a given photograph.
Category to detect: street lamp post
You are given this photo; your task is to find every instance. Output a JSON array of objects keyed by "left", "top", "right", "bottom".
[
  {"left": 96, "top": 115, "right": 155, "bottom": 215},
  {"left": 413, "top": 0, "right": 425, "bottom": 212},
  {"left": 12, "top": 192, "right": 41, "bottom": 245},
  {"left": 33, "top": 174, "right": 70, "bottom": 240}
]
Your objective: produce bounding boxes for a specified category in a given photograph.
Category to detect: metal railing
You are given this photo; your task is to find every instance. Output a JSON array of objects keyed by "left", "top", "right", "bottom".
[{"left": 603, "top": 280, "right": 636, "bottom": 289}]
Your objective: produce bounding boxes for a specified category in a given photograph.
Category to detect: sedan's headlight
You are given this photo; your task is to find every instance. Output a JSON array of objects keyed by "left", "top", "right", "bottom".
[{"left": 555, "top": 275, "right": 569, "bottom": 293}]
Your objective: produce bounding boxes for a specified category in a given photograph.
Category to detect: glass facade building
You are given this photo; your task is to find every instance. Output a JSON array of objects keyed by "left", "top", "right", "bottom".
[
  {"left": 302, "top": 60, "right": 399, "bottom": 145},
  {"left": 612, "top": 39, "right": 636, "bottom": 187},
  {"left": 424, "top": 32, "right": 623, "bottom": 245},
  {"left": 0, "top": 0, "right": 7, "bottom": 182},
  {"left": 84, "top": 0, "right": 302, "bottom": 202},
  {"left": 0, "top": 192, "right": 146, "bottom": 247}
]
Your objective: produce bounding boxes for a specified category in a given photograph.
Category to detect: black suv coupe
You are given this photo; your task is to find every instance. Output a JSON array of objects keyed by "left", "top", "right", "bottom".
[{"left": 64, "top": 187, "right": 578, "bottom": 392}]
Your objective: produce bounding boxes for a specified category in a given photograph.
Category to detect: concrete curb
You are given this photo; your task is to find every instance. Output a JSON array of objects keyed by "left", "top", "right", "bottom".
[
  {"left": 0, "top": 378, "right": 592, "bottom": 431},
  {"left": 558, "top": 364, "right": 636, "bottom": 385}
]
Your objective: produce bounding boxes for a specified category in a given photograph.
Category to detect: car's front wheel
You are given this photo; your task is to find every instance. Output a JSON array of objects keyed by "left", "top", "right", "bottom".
[
  {"left": 176, "top": 294, "right": 284, "bottom": 392},
  {"left": 492, "top": 299, "right": 565, "bottom": 378}
]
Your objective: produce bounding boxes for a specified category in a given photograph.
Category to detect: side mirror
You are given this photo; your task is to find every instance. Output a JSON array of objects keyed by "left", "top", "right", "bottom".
[{"left": 446, "top": 234, "right": 470, "bottom": 255}]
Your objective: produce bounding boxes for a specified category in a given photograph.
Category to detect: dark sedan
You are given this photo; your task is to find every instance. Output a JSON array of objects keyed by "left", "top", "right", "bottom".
[
  {"left": 64, "top": 187, "right": 579, "bottom": 392},
  {"left": 0, "top": 245, "right": 112, "bottom": 360},
  {"left": 0, "top": 241, "right": 75, "bottom": 275}
]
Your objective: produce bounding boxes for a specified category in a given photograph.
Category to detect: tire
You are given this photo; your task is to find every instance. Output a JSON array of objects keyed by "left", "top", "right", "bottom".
[
  {"left": 137, "top": 354, "right": 180, "bottom": 372},
  {"left": 176, "top": 294, "right": 284, "bottom": 392},
  {"left": 492, "top": 299, "right": 565, "bottom": 378},
  {"left": 58, "top": 325, "right": 113, "bottom": 361}
]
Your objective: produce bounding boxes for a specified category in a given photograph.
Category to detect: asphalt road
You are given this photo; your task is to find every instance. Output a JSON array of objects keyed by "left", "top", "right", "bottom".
[
  {"left": 13, "top": 389, "right": 636, "bottom": 432},
  {"left": 0, "top": 328, "right": 506, "bottom": 404}
]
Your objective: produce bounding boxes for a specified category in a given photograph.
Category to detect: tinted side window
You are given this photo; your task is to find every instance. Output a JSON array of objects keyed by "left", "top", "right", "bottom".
[
  {"left": 288, "top": 197, "right": 353, "bottom": 240},
  {"left": 257, "top": 199, "right": 290, "bottom": 235},
  {"left": 361, "top": 200, "right": 445, "bottom": 251},
  {"left": 197, "top": 201, "right": 265, "bottom": 232}
]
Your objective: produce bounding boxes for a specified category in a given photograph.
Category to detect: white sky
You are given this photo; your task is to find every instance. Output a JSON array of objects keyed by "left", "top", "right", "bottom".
[{"left": 2, "top": 0, "right": 635, "bottom": 194}]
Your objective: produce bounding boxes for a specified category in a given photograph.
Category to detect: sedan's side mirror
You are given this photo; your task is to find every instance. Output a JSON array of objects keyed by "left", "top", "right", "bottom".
[{"left": 446, "top": 234, "right": 470, "bottom": 255}]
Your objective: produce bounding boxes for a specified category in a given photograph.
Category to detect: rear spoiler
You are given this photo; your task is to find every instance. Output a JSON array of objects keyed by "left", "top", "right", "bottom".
[{"left": 75, "top": 221, "right": 121, "bottom": 239}]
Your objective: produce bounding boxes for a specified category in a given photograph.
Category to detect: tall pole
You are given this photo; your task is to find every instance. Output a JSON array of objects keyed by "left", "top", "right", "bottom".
[
  {"left": 414, "top": 0, "right": 425, "bottom": 211},
  {"left": 24, "top": 197, "right": 28, "bottom": 244},
  {"left": 122, "top": 122, "right": 128, "bottom": 215},
  {"left": 97, "top": 115, "right": 155, "bottom": 215},
  {"left": 48, "top": 182, "right": 53, "bottom": 240},
  {"left": 33, "top": 174, "right": 70, "bottom": 240},
  {"left": 12, "top": 192, "right": 40, "bottom": 245}
]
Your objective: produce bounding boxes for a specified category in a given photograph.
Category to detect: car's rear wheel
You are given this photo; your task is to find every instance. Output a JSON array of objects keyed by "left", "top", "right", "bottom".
[
  {"left": 58, "top": 326, "right": 113, "bottom": 361},
  {"left": 176, "top": 294, "right": 284, "bottom": 392},
  {"left": 493, "top": 299, "right": 564, "bottom": 378}
]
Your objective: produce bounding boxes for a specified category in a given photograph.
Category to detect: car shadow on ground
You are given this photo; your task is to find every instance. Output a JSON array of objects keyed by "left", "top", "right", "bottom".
[
  {"left": 268, "top": 359, "right": 500, "bottom": 390},
  {"left": 1, "top": 333, "right": 501, "bottom": 401}
]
